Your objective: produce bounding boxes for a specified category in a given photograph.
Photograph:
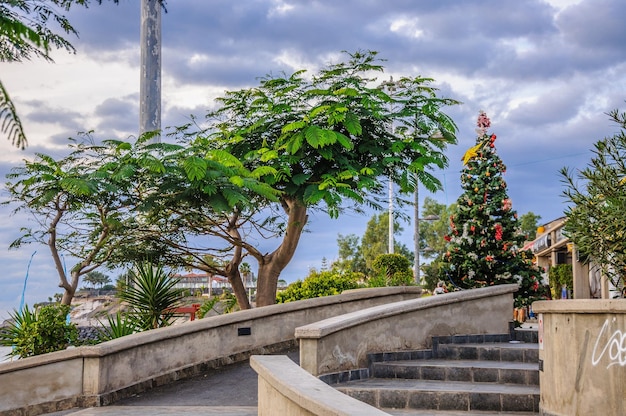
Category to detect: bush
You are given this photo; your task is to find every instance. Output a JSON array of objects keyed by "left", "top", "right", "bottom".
[
  {"left": 276, "top": 270, "right": 362, "bottom": 303},
  {"left": 369, "top": 254, "right": 415, "bottom": 287},
  {"left": 548, "top": 264, "right": 573, "bottom": 299},
  {"left": 0, "top": 303, "right": 78, "bottom": 358}
]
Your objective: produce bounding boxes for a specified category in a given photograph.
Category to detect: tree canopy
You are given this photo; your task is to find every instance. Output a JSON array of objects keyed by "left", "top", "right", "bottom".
[
  {"left": 5, "top": 50, "right": 460, "bottom": 308},
  {"left": 561, "top": 107, "right": 626, "bottom": 288}
]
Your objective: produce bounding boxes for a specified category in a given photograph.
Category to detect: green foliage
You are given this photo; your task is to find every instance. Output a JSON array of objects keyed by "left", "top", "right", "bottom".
[
  {"left": 276, "top": 270, "right": 361, "bottom": 303},
  {"left": 369, "top": 253, "right": 415, "bottom": 287},
  {"left": 197, "top": 296, "right": 220, "bottom": 319},
  {"left": 548, "top": 264, "right": 573, "bottom": 299},
  {"left": 0, "top": 304, "right": 78, "bottom": 358},
  {"left": 335, "top": 233, "right": 364, "bottom": 273},
  {"left": 96, "top": 311, "right": 139, "bottom": 342},
  {"left": 359, "top": 212, "right": 413, "bottom": 273},
  {"left": 83, "top": 271, "right": 111, "bottom": 288},
  {"left": 441, "top": 112, "right": 549, "bottom": 306},
  {"left": 205, "top": 50, "right": 459, "bottom": 218},
  {"left": 116, "top": 262, "right": 184, "bottom": 330},
  {"left": 421, "top": 257, "right": 448, "bottom": 291},
  {"left": 561, "top": 107, "right": 626, "bottom": 288},
  {"left": 518, "top": 212, "right": 542, "bottom": 241}
]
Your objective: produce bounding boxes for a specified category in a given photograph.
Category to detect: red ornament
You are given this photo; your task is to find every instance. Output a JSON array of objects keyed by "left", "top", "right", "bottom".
[
  {"left": 444, "top": 235, "right": 451, "bottom": 242},
  {"left": 495, "top": 223, "right": 503, "bottom": 241}
]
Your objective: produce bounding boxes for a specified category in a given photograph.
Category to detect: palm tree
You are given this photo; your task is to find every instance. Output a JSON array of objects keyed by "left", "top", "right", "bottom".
[{"left": 0, "top": 1, "right": 132, "bottom": 148}]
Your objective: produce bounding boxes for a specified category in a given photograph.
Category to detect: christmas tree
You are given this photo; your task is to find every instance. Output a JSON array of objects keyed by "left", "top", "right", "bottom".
[{"left": 442, "top": 111, "right": 548, "bottom": 306}]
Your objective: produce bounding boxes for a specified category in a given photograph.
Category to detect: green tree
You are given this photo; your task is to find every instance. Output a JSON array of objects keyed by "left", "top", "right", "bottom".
[
  {"left": 518, "top": 212, "right": 542, "bottom": 241},
  {"left": 0, "top": 0, "right": 123, "bottom": 148},
  {"left": 4, "top": 137, "right": 136, "bottom": 305},
  {"left": 95, "top": 135, "right": 280, "bottom": 311},
  {"left": 144, "top": 50, "right": 459, "bottom": 307},
  {"left": 417, "top": 197, "right": 456, "bottom": 290},
  {"left": 369, "top": 253, "right": 414, "bottom": 287},
  {"left": 561, "top": 107, "right": 626, "bottom": 288},
  {"left": 334, "top": 233, "right": 366, "bottom": 273},
  {"left": 360, "top": 211, "right": 413, "bottom": 274},
  {"left": 83, "top": 271, "right": 111, "bottom": 288},
  {"left": 441, "top": 112, "right": 547, "bottom": 306}
]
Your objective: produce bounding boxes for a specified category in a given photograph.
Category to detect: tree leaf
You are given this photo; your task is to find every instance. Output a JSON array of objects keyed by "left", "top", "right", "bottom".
[
  {"left": 182, "top": 156, "right": 207, "bottom": 181},
  {"left": 344, "top": 113, "right": 362, "bottom": 136}
]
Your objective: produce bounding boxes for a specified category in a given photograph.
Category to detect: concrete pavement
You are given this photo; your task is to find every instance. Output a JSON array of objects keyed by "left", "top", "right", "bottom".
[{"left": 43, "top": 349, "right": 299, "bottom": 416}]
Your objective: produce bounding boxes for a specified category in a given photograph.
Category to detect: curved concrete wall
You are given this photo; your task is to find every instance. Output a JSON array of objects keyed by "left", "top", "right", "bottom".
[
  {"left": 251, "top": 355, "right": 389, "bottom": 416},
  {"left": 0, "top": 286, "right": 421, "bottom": 415},
  {"left": 533, "top": 299, "right": 626, "bottom": 416},
  {"left": 296, "top": 284, "right": 518, "bottom": 376}
]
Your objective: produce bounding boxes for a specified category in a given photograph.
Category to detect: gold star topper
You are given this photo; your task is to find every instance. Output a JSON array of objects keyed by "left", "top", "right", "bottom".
[{"left": 462, "top": 142, "right": 484, "bottom": 165}]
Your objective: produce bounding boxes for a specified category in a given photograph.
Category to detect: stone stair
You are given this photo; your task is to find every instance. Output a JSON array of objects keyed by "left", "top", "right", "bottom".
[{"left": 327, "top": 329, "right": 540, "bottom": 415}]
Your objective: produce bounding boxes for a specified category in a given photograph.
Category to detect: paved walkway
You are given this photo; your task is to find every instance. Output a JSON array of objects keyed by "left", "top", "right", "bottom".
[{"left": 44, "top": 349, "right": 299, "bottom": 416}]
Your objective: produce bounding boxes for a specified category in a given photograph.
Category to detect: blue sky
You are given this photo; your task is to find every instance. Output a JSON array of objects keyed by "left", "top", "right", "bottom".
[{"left": 1, "top": 0, "right": 625, "bottom": 319}]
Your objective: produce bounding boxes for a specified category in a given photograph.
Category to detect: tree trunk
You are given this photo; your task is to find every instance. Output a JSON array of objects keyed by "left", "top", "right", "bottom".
[
  {"left": 49, "top": 211, "right": 75, "bottom": 305},
  {"left": 255, "top": 197, "right": 308, "bottom": 306},
  {"left": 225, "top": 265, "right": 251, "bottom": 310},
  {"left": 224, "top": 230, "right": 252, "bottom": 310}
]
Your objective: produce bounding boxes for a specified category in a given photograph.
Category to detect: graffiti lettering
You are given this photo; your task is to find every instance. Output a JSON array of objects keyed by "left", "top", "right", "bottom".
[{"left": 591, "top": 319, "right": 626, "bottom": 368}]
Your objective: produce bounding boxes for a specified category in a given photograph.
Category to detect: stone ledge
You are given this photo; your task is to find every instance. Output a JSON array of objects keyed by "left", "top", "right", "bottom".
[{"left": 251, "top": 355, "right": 389, "bottom": 416}]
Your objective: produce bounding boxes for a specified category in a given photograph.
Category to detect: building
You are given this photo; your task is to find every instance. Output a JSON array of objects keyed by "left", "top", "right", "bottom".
[
  {"left": 527, "top": 217, "right": 615, "bottom": 299},
  {"left": 172, "top": 272, "right": 230, "bottom": 296}
]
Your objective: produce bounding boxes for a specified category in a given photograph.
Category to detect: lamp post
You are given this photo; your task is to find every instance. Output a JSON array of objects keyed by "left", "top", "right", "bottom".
[{"left": 379, "top": 77, "right": 399, "bottom": 254}]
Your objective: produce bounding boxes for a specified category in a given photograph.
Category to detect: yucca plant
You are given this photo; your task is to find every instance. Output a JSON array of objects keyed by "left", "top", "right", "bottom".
[
  {"left": 96, "top": 311, "right": 139, "bottom": 342},
  {"left": 117, "top": 262, "right": 184, "bottom": 330}
]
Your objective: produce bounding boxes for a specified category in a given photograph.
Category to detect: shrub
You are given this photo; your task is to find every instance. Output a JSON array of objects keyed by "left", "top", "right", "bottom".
[
  {"left": 276, "top": 270, "right": 362, "bottom": 303},
  {"left": 96, "top": 311, "right": 138, "bottom": 342},
  {"left": 548, "top": 264, "right": 573, "bottom": 299},
  {"left": 116, "top": 262, "right": 184, "bottom": 330},
  {"left": 0, "top": 303, "right": 78, "bottom": 358},
  {"left": 369, "top": 254, "right": 415, "bottom": 287}
]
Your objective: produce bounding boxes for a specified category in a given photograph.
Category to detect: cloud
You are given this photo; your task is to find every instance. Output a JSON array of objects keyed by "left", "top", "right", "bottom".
[{"left": 1, "top": 0, "right": 625, "bottom": 312}]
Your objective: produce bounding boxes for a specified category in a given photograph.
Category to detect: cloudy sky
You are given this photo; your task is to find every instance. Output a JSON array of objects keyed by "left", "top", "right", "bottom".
[{"left": 0, "top": 0, "right": 624, "bottom": 318}]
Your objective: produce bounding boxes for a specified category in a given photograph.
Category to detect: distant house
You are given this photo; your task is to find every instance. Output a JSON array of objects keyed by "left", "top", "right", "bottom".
[
  {"left": 172, "top": 272, "right": 230, "bottom": 296},
  {"left": 526, "top": 217, "right": 614, "bottom": 299}
]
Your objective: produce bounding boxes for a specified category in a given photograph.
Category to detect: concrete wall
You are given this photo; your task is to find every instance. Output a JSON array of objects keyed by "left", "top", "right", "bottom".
[
  {"left": 251, "top": 355, "right": 389, "bottom": 416},
  {"left": 0, "top": 286, "right": 421, "bottom": 416},
  {"left": 533, "top": 299, "right": 626, "bottom": 416},
  {"left": 296, "top": 284, "right": 517, "bottom": 376}
]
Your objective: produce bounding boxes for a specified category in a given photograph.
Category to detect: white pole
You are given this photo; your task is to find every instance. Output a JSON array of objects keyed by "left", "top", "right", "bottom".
[
  {"left": 414, "top": 178, "right": 420, "bottom": 284},
  {"left": 389, "top": 178, "right": 394, "bottom": 254}
]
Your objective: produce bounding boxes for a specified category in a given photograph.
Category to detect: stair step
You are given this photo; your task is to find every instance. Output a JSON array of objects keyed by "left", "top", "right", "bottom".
[
  {"left": 372, "top": 359, "right": 538, "bottom": 385},
  {"left": 435, "top": 343, "right": 539, "bottom": 363},
  {"left": 336, "top": 379, "right": 539, "bottom": 413},
  {"left": 383, "top": 408, "right": 537, "bottom": 415}
]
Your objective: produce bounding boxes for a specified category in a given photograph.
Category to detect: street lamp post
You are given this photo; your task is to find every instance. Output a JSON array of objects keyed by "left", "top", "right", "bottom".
[{"left": 379, "top": 77, "right": 399, "bottom": 254}]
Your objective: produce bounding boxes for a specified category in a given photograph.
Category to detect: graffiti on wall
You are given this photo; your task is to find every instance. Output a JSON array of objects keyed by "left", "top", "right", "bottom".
[{"left": 592, "top": 318, "right": 626, "bottom": 369}]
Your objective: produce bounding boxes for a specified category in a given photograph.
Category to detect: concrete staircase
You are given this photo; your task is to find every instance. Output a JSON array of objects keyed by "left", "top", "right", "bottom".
[{"left": 328, "top": 329, "right": 540, "bottom": 415}]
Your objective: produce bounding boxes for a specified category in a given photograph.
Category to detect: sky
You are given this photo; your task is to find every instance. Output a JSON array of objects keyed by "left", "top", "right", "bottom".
[{"left": 1, "top": 0, "right": 625, "bottom": 319}]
